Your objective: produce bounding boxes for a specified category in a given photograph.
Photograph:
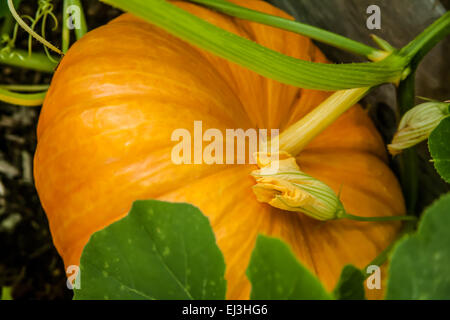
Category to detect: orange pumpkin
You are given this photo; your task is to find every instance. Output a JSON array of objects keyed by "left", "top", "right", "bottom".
[{"left": 34, "top": 0, "right": 405, "bottom": 299}]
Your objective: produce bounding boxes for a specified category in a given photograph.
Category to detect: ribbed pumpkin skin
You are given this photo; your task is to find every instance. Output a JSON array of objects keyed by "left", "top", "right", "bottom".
[{"left": 34, "top": 0, "right": 405, "bottom": 299}]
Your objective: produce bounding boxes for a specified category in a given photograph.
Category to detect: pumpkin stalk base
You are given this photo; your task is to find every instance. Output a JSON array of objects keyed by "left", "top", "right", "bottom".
[
  {"left": 278, "top": 87, "right": 371, "bottom": 156},
  {"left": 250, "top": 153, "right": 414, "bottom": 223}
]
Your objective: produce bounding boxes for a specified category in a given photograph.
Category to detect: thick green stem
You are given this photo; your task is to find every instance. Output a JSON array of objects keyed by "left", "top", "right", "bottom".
[
  {"left": 370, "top": 34, "right": 395, "bottom": 52},
  {"left": 188, "top": 0, "right": 385, "bottom": 60},
  {"left": 63, "top": 0, "right": 89, "bottom": 53},
  {"left": 341, "top": 212, "right": 417, "bottom": 223},
  {"left": 0, "top": 48, "right": 57, "bottom": 72},
  {"left": 364, "top": 220, "right": 416, "bottom": 274},
  {"left": 397, "top": 73, "right": 419, "bottom": 214},
  {"left": 62, "top": 0, "right": 71, "bottom": 53},
  {"left": 100, "top": 0, "right": 448, "bottom": 91},
  {"left": 70, "top": 0, "right": 88, "bottom": 40},
  {"left": 0, "top": 84, "right": 49, "bottom": 92},
  {"left": 279, "top": 87, "right": 371, "bottom": 155},
  {"left": 392, "top": 12, "right": 449, "bottom": 214}
]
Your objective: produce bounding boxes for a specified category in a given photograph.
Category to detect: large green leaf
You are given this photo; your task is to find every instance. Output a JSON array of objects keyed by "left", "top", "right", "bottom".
[
  {"left": 332, "top": 265, "right": 365, "bottom": 300},
  {"left": 247, "top": 235, "right": 332, "bottom": 300},
  {"left": 386, "top": 193, "right": 450, "bottom": 299},
  {"left": 74, "top": 200, "right": 226, "bottom": 300},
  {"left": 429, "top": 117, "right": 450, "bottom": 183}
]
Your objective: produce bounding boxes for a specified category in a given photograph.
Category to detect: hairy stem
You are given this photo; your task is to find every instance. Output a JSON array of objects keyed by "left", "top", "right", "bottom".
[
  {"left": 62, "top": 0, "right": 71, "bottom": 53},
  {"left": 101, "top": 0, "right": 407, "bottom": 90}
]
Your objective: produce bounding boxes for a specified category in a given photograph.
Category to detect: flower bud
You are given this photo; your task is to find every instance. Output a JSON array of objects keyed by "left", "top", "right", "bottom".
[
  {"left": 388, "top": 101, "right": 450, "bottom": 155},
  {"left": 251, "top": 152, "right": 345, "bottom": 221}
]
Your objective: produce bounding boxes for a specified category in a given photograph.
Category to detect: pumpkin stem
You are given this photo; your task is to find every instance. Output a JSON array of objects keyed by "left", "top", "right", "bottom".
[
  {"left": 7, "top": 0, "right": 63, "bottom": 57},
  {"left": 278, "top": 87, "right": 371, "bottom": 156}
]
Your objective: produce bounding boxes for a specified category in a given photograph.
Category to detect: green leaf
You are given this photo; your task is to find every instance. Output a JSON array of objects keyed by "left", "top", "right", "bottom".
[
  {"left": 247, "top": 235, "right": 332, "bottom": 300},
  {"left": 0, "top": 0, "right": 21, "bottom": 19},
  {"left": 101, "top": 0, "right": 408, "bottom": 91},
  {"left": 74, "top": 200, "right": 226, "bottom": 300},
  {"left": 429, "top": 117, "right": 450, "bottom": 183},
  {"left": 386, "top": 193, "right": 450, "bottom": 299},
  {"left": 332, "top": 265, "right": 365, "bottom": 300}
]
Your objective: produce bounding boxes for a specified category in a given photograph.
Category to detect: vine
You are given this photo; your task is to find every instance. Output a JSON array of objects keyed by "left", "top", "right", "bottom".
[{"left": 7, "top": 0, "right": 62, "bottom": 58}]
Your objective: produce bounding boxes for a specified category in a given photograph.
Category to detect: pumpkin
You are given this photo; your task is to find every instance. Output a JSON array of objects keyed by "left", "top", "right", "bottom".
[{"left": 34, "top": 0, "right": 405, "bottom": 299}]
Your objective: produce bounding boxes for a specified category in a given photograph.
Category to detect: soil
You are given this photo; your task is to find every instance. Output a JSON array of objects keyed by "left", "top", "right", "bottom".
[{"left": 0, "top": 0, "right": 449, "bottom": 300}]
